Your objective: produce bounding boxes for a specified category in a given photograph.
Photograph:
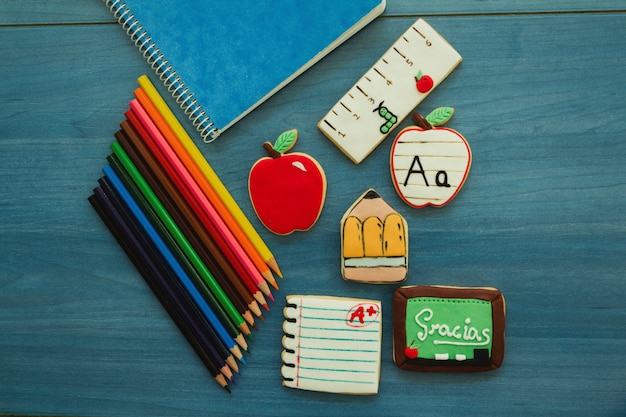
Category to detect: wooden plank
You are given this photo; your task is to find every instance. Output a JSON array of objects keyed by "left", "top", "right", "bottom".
[
  {"left": 0, "top": 0, "right": 624, "bottom": 25},
  {"left": 0, "top": 8, "right": 625, "bottom": 417}
]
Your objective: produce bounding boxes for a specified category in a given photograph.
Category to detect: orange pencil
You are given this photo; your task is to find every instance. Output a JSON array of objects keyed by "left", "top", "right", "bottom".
[
  {"left": 136, "top": 75, "right": 282, "bottom": 278},
  {"left": 116, "top": 125, "right": 265, "bottom": 320},
  {"left": 127, "top": 100, "right": 273, "bottom": 302},
  {"left": 134, "top": 87, "right": 278, "bottom": 291}
]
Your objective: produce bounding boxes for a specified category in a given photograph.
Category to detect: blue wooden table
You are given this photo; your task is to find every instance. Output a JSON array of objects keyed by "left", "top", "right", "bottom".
[{"left": 1, "top": 1, "right": 625, "bottom": 416}]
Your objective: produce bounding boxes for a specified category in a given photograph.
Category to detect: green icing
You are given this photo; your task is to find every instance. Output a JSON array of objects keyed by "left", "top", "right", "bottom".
[
  {"left": 405, "top": 297, "right": 492, "bottom": 360},
  {"left": 273, "top": 129, "right": 298, "bottom": 154},
  {"left": 425, "top": 107, "right": 454, "bottom": 127}
]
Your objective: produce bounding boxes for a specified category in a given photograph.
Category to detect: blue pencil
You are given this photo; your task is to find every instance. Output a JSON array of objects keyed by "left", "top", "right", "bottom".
[
  {"left": 102, "top": 165, "right": 241, "bottom": 361},
  {"left": 97, "top": 176, "right": 241, "bottom": 372},
  {"left": 89, "top": 190, "right": 233, "bottom": 391}
]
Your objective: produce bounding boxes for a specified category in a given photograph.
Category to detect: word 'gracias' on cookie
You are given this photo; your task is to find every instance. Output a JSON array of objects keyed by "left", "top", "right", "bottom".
[
  {"left": 248, "top": 129, "right": 327, "bottom": 235},
  {"left": 390, "top": 107, "right": 472, "bottom": 208},
  {"left": 393, "top": 285, "right": 505, "bottom": 372}
]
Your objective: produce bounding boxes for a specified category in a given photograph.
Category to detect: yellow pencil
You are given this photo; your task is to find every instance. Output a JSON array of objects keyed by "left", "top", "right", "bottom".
[{"left": 137, "top": 75, "right": 283, "bottom": 278}]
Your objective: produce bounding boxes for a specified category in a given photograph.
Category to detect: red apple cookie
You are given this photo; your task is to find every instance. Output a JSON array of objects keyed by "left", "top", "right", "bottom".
[{"left": 249, "top": 129, "right": 327, "bottom": 235}]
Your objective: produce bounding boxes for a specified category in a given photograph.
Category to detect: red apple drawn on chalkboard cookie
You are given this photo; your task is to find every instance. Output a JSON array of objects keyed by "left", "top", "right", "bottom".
[
  {"left": 415, "top": 70, "right": 434, "bottom": 93},
  {"left": 248, "top": 129, "right": 327, "bottom": 235},
  {"left": 404, "top": 341, "right": 420, "bottom": 359},
  {"left": 390, "top": 107, "right": 472, "bottom": 208}
]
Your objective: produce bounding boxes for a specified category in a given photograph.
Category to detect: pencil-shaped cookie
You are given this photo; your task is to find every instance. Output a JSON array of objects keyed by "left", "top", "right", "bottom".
[{"left": 341, "top": 189, "right": 408, "bottom": 283}]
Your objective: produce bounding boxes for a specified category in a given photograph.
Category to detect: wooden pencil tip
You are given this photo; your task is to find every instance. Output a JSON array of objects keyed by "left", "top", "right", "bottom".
[
  {"left": 262, "top": 303, "right": 270, "bottom": 311},
  {"left": 239, "top": 322, "right": 252, "bottom": 336},
  {"left": 266, "top": 257, "right": 283, "bottom": 278},
  {"left": 216, "top": 374, "right": 231, "bottom": 393}
]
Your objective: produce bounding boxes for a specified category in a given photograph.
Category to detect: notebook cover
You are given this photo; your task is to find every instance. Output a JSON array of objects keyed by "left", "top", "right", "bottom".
[{"left": 106, "top": 0, "right": 386, "bottom": 141}]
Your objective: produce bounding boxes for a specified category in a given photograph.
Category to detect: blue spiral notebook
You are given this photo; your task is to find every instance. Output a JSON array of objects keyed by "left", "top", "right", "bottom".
[{"left": 105, "top": 0, "right": 386, "bottom": 142}]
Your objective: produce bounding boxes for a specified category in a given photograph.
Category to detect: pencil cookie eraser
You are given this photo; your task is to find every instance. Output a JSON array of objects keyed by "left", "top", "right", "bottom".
[
  {"left": 341, "top": 189, "right": 408, "bottom": 283},
  {"left": 390, "top": 108, "right": 471, "bottom": 208},
  {"left": 393, "top": 285, "right": 505, "bottom": 372},
  {"left": 249, "top": 129, "right": 327, "bottom": 235}
]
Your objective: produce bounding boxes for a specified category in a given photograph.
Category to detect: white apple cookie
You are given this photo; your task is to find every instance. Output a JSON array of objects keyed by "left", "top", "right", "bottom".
[
  {"left": 248, "top": 129, "right": 327, "bottom": 235},
  {"left": 390, "top": 107, "right": 472, "bottom": 208}
]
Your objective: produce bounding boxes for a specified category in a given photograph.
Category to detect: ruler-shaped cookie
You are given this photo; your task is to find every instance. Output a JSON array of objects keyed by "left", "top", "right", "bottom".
[{"left": 318, "top": 19, "right": 462, "bottom": 164}]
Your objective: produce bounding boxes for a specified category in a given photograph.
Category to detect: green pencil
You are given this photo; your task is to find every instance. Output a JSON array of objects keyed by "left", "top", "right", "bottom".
[
  {"left": 110, "top": 141, "right": 251, "bottom": 339},
  {"left": 106, "top": 153, "right": 249, "bottom": 354}
]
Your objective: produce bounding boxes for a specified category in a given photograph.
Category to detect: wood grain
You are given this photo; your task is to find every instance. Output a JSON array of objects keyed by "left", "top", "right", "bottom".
[{"left": 0, "top": 1, "right": 624, "bottom": 416}]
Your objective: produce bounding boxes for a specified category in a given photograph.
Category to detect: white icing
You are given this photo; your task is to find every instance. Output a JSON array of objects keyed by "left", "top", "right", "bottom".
[
  {"left": 318, "top": 19, "right": 462, "bottom": 164},
  {"left": 291, "top": 160, "right": 307, "bottom": 172},
  {"left": 415, "top": 308, "right": 491, "bottom": 347},
  {"left": 391, "top": 127, "right": 471, "bottom": 207},
  {"left": 344, "top": 256, "right": 406, "bottom": 268},
  {"left": 281, "top": 296, "right": 382, "bottom": 395}
]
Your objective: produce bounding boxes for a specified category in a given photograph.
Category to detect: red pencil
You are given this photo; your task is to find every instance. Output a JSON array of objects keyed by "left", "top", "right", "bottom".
[{"left": 126, "top": 102, "right": 274, "bottom": 302}]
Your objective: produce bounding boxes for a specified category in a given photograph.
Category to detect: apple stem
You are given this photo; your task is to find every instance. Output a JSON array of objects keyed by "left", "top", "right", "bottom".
[
  {"left": 263, "top": 142, "right": 281, "bottom": 159},
  {"left": 413, "top": 111, "right": 433, "bottom": 130}
]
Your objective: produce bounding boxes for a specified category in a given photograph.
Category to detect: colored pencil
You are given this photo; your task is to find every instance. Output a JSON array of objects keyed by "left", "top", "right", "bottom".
[
  {"left": 96, "top": 178, "right": 241, "bottom": 372},
  {"left": 114, "top": 127, "right": 264, "bottom": 322},
  {"left": 108, "top": 142, "right": 253, "bottom": 339},
  {"left": 136, "top": 75, "right": 282, "bottom": 278},
  {"left": 122, "top": 114, "right": 271, "bottom": 315},
  {"left": 134, "top": 86, "right": 278, "bottom": 291},
  {"left": 104, "top": 155, "right": 250, "bottom": 353},
  {"left": 101, "top": 165, "right": 243, "bottom": 362},
  {"left": 116, "top": 124, "right": 267, "bottom": 313},
  {"left": 126, "top": 103, "right": 274, "bottom": 302},
  {"left": 97, "top": 174, "right": 242, "bottom": 371},
  {"left": 89, "top": 189, "right": 235, "bottom": 387}
]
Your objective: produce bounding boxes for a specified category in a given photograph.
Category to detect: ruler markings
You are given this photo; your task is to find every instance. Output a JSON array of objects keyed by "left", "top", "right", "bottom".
[{"left": 317, "top": 19, "right": 462, "bottom": 164}]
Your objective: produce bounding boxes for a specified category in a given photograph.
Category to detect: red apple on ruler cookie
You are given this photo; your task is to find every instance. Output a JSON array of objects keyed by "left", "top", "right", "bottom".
[
  {"left": 390, "top": 107, "right": 471, "bottom": 208},
  {"left": 249, "top": 129, "right": 327, "bottom": 235},
  {"left": 415, "top": 69, "right": 434, "bottom": 93}
]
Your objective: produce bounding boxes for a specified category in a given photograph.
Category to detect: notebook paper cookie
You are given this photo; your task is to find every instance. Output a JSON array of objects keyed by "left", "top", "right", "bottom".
[
  {"left": 281, "top": 295, "right": 382, "bottom": 395},
  {"left": 318, "top": 19, "right": 462, "bottom": 164},
  {"left": 341, "top": 189, "right": 408, "bottom": 283}
]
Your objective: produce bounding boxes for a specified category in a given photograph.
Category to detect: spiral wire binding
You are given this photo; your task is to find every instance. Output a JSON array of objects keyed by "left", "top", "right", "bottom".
[
  {"left": 281, "top": 302, "right": 299, "bottom": 382},
  {"left": 105, "top": 0, "right": 220, "bottom": 142}
]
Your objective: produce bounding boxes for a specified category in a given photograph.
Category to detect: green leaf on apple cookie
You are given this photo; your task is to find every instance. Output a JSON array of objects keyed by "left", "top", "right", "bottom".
[
  {"left": 273, "top": 129, "right": 298, "bottom": 154},
  {"left": 425, "top": 107, "right": 454, "bottom": 127}
]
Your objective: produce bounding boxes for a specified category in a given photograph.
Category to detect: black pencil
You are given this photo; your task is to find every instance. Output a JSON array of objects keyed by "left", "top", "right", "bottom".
[
  {"left": 119, "top": 122, "right": 266, "bottom": 316},
  {"left": 101, "top": 157, "right": 245, "bottom": 367},
  {"left": 114, "top": 128, "right": 259, "bottom": 329},
  {"left": 89, "top": 190, "right": 231, "bottom": 393},
  {"left": 96, "top": 174, "right": 241, "bottom": 374}
]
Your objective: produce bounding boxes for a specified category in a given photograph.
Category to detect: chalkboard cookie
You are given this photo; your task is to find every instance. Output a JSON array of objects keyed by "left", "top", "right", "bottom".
[{"left": 393, "top": 285, "right": 505, "bottom": 372}]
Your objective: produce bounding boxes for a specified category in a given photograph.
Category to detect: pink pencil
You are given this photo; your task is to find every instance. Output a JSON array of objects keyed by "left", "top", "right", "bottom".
[{"left": 128, "top": 99, "right": 273, "bottom": 300}]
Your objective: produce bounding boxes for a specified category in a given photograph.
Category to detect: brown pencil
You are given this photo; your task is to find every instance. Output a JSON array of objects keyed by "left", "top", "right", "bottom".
[{"left": 118, "top": 122, "right": 267, "bottom": 316}]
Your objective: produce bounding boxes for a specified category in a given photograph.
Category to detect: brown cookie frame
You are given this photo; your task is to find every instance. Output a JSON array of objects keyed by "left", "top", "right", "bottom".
[{"left": 392, "top": 285, "right": 506, "bottom": 372}]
